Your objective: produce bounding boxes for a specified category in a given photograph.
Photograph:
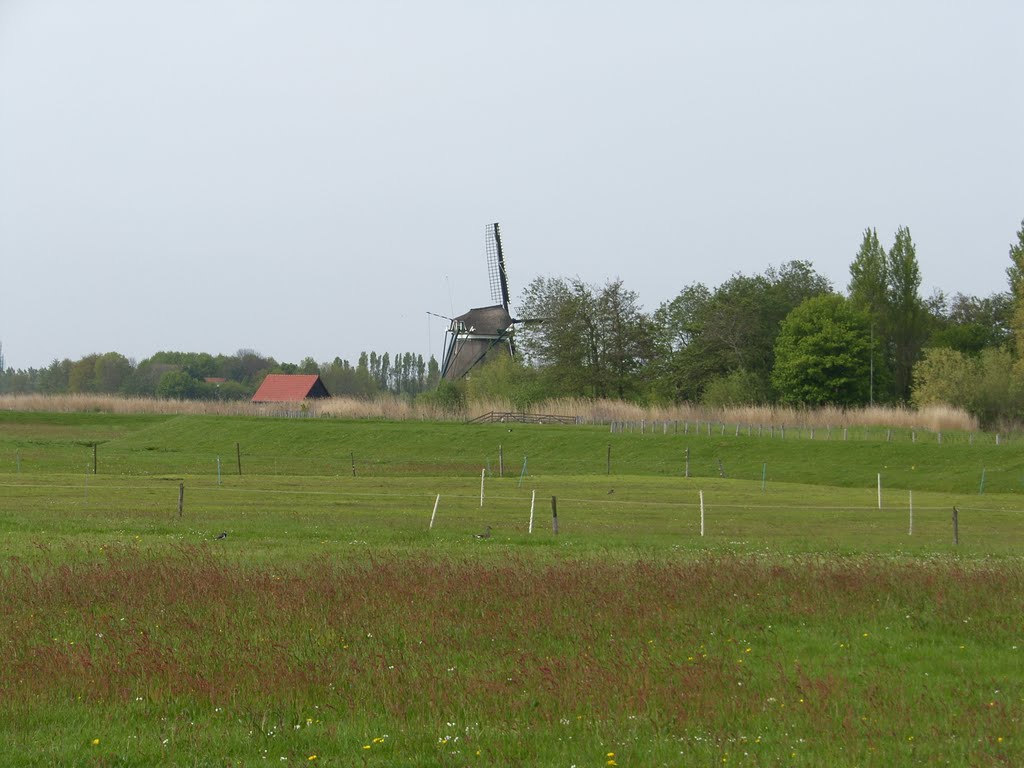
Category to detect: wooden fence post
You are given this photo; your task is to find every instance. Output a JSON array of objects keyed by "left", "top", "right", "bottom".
[
  {"left": 952, "top": 505, "right": 959, "bottom": 546},
  {"left": 178, "top": 482, "right": 184, "bottom": 517},
  {"left": 236, "top": 442, "right": 242, "bottom": 476},
  {"left": 551, "top": 496, "right": 558, "bottom": 535}
]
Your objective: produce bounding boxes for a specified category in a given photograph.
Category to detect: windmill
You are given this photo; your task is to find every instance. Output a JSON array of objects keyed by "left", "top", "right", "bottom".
[{"left": 440, "top": 223, "right": 539, "bottom": 381}]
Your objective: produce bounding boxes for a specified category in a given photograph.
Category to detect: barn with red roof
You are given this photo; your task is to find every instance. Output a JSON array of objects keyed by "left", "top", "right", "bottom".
[{"left": 251, "top": 374, "right": 330, "bottom": 403}]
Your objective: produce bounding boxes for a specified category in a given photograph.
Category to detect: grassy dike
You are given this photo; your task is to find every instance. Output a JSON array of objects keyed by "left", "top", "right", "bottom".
[{"left": 0, "top": 411, "right": 1021, "bottom": 765}]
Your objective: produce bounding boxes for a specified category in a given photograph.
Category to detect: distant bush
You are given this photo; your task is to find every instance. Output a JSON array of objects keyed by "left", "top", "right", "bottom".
[{"left": 913, "top": 347, "right": 1023, "bottom": 428}]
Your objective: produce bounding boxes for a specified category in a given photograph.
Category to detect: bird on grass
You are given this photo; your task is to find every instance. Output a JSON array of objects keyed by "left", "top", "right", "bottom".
[
  {"left": 215, "top": 532, "right": 228, "bottom": 540},
  {"left": 474, "top": 526, "right": 491, "bottom": 539}
]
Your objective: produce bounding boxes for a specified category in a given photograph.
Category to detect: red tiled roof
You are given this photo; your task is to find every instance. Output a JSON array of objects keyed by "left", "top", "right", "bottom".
[{"left": 251, "top": 374, "right": 328, "bottom": 403}]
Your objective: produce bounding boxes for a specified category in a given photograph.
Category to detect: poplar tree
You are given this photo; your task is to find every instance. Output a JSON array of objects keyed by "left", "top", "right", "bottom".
[
  {"left": 887, "top": 226, "right": 928, "bottom": 401},
  {"left": 1006, "top": 219, "right": 1024, "bottom": 359},
  {"left": 847, "top": 226, "right": 927, "bottom": 402}
]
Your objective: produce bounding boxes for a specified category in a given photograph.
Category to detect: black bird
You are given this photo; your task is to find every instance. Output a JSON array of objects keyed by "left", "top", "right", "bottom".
[
  {"left": 474, "top": 526, "right": 491, "bottom": 539},
  {"left": 215, "top": 532, "right": 228, "bottom": 540}
]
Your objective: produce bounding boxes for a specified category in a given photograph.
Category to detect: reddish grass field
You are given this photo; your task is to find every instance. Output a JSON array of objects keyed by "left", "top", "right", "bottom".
[{"left": 1, "top": 547, "right": 1020, "bottom": 766}]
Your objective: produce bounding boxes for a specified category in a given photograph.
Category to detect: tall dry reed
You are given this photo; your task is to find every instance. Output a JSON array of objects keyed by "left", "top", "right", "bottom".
[{"left": 0, "top": 393, "right": 980, "bottom": 431}]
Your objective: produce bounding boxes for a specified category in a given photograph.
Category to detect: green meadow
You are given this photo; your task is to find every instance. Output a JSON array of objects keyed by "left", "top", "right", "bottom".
[{"left": 0, "top": 411, "right": 1021, "bottom": 766}]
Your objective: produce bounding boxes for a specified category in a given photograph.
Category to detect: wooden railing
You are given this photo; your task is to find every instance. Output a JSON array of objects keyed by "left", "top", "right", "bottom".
[{"left": 467, "top": 411, "right": 579, "bottom": 425}]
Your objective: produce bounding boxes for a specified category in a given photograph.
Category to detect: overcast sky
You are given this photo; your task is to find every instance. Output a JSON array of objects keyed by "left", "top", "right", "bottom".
[{"left": 1, "top": 1, "right": 1022, "bottom": 370}]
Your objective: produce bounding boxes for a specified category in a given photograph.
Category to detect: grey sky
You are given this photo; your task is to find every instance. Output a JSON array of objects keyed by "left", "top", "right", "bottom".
[{"left": 1, "top": 1, "right": 1021, "bottom": 371}]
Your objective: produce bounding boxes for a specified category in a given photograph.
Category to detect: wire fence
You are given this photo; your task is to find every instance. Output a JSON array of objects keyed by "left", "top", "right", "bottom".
[
  {"left": 1, "top": 474, "right": 1019, "bottom": 555},
  {"left": 4, "top": 434, "right": 1024, "bottom": 495},
  {"left": 608, "top": 419, "right": 1011, "bottom": 446}
]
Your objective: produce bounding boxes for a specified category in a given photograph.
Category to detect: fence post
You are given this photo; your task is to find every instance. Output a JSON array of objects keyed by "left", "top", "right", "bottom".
[
  {"left": 551, "top": 496, "right": 559, "bottom": 535},
  {"left": 236, "top": 442, "right": 242, "bottom": 476},
  {"left": 429, "top": 494, "right": 440, "bottom": 529},
  {"left": 93, "top": 443, "right": 98, "bottom": 475},
  {"left": 178, "top": 482, "right": 184, "bottom": 517},
  {"left": 952, "top": 506, "right": 959, "bottom": 546}
]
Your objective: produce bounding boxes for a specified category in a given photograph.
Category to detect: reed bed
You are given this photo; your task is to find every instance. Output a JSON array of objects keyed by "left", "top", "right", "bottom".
[{"left": 0, "top": 393, "right": 979, "bottom": 432}]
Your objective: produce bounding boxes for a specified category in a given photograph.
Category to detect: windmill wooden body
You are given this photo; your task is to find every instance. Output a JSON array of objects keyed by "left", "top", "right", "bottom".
[{"left": 440, "top": 223, "right": 540, "bottom": 381}]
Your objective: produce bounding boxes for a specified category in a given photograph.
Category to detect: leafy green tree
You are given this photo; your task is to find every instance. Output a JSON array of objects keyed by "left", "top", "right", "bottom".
[
  {"left": 426, "top": 355, "right": 441, "bottom": 389},
  {"left": 93, "top": 352, "right": 134, "bottom": 393},
  {"left": 650, "top": 262, "right": 832, "bottom": 403},
  {"left": 39, "top": 359, "right": 73, "bottom": 393},
  {"left": 1005, "top": 219, "right": 1024, "bottom": 359},
  {"left": 848, "top": 228, "right": 889, "bottom": 318},
  {"left": 517, "top": 276, "right": 654, "bottom": 399},
  {"left": 887, "top": 226, "right": 928, "bottom": 401},
  {"left": 913, "top": 346, "right": 1022, "bottom": 427},
  {"left": 418, "top": 379, "right": 465, "bottom": 413},
  {"left": 911, "top": 347, "right": 973, "bottom": 410},
  {"left": 847, "top": 226, "right": 929, "bottom": 403},
  {"left": 927, "top": 292, "right": 1012, "bottom": 355},
  {"left": 517, "top": 276, "right": 599, "bottom": 396},
  {"left": 649, "top": 283, "right": 715, "bottom": 402},
  {"left": 700, "top": 369, "right": 772, "bottom": 408},
  {"left": 221, "top": 350, "right": 277, "bottom": 384},
  {"left": 594, "top": 279, "right": 655, "bottom": 399},
  {"left": 68, "top": 355, "right": 100, "bottom": 393},
  {"left": 156, "top": 370, "right": 204, "bottom": 399},
  {"left": 463, "top": 354, "right": 544, "bottom": 408},
  {"left": 771, "top": 295, "right": 872, "bottom": 406}
]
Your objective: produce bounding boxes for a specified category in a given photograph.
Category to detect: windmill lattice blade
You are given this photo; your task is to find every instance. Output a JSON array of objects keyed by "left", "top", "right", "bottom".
[{"left": 485, "top": 222, "right": 510, "bottom": 309}]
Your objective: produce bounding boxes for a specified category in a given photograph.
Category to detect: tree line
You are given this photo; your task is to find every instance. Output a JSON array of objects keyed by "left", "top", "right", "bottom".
[
  {"left": 478, "top": 220, "right": 1023, "bottom": 427},
  {"left": 0, "top": 348, "right": 441, "bottom": 401}
]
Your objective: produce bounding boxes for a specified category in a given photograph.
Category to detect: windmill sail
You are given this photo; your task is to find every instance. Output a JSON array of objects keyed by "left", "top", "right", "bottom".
[{"left": 485, "top": 222, "right": 511, "bottom": 310}]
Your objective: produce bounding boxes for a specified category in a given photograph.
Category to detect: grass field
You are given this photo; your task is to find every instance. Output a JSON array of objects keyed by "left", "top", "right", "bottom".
[{"left": 0, "top": 411, "right": 1021, "bottom": 766}]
